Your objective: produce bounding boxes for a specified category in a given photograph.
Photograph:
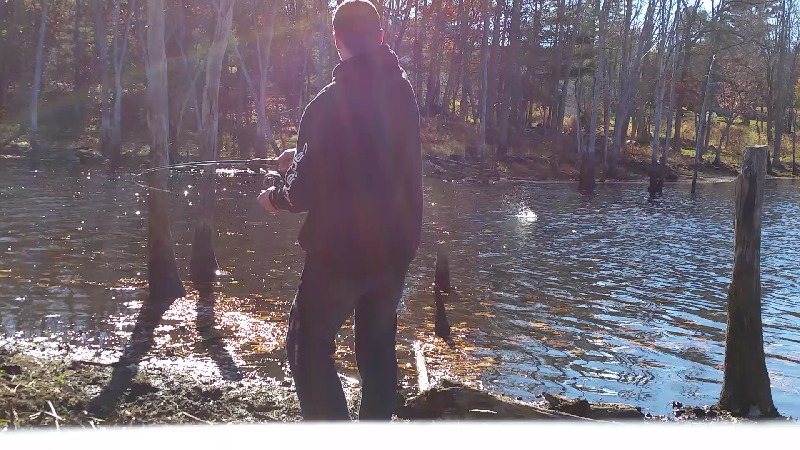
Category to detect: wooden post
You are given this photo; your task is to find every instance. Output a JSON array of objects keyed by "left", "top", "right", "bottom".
[{"left": 717, "top": 145, "right": 778, "bottom": 417}]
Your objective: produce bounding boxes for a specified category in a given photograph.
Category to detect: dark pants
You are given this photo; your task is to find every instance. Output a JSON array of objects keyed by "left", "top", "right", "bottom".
[{"left": 285, "top": 256, "right": 408, "bottom": 421}]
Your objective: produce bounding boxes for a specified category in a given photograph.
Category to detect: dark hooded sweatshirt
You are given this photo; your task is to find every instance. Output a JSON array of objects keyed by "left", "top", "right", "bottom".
[{"left": 269, "top": 44, "right": 423, "bottom": 278}]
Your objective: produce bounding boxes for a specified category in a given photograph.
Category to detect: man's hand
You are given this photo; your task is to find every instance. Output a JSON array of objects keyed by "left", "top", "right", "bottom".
[
  {"left": 258, "top": 187, "right": 279, "bottom": 213},
  {"left": 276, "top": 148, "right": 296, "bottom": 174}
]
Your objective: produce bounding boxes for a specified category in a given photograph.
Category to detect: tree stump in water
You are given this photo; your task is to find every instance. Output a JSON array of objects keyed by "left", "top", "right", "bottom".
[
  {"left": 648, "top": 162, "right": 665, "bottom": 196},
  {"left": 717, "top": 145, "right": 778, "bottom": 418},
  {"left": 434, "top": 248, "right": 452, "bottom": 340}
]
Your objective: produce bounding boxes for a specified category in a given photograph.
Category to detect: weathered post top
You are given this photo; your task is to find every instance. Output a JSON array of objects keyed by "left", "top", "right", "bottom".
[{"left": 717, "top": 144, "right": 777, "bottom": 417}]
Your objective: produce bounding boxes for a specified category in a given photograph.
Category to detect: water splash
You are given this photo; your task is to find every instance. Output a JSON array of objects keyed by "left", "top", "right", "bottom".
[{"left": 515, "top": 207, "right": 538, "bottom": 222}]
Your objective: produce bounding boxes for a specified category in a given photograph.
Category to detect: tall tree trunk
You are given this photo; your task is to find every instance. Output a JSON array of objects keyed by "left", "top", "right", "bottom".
[
  {"left": 772, "top": 0, "right": 789, "bottom": 171},
  {"left": 316, "top": 0, "right": 327, "bottom": 93},
  {"left": 551, "top": 0, "right": 566, "bottom": 133},
  {"left": 255, "top": 0, "right": 280, "bottom": 157},
  {"left": 73, "top": 0, "right": 85, "bottom": 128},
  {"left": 93, "top": 0, "right": 111, "bottom": 159},
  {"left": 717, "top": 116, "right": 732, "bottom": 165},
  {"left": 717, "top": 145, "right": 777, "bottom": 418},
  {"left": 441, "top": 50, "right": 460, "bottom": 117},
  {"left": 485, "top": 0, "right": 503, "bottom": 129},
  {"left": 584, "top": 0, "right": 609, "bottom": 192},
  {"left": 672, "top": 4, "right": 696, "bottom": 153},
  {"left": 496, "top": 0, "right": 521, "bottom": 156},
  {"left": 557, "top": 0, "right": 581, "bottom": 137},
  {"left": 603, "top": 49, "right": 615, "bottom": 176},
  {"left": 793, "top": 107, "right": 797, "bottom": 175},
  {"left": 29, "top": 0, "right": 49, "bottom": 169},
  {"left": 144, "top": 0, "right": 186, "bottom": 303},
  {"left": 190, "top": 0, "right": 235, "bottom": 291},
  {"left": 0, "top": 0, "right": 7, "bottom": 120},
  {"left": 651, "top": 0, "right": 668, "bottom": 170},
  {"left": 692, "top": 55, "right": 714, "bottom": 194},
  {"left": 610, "top": 0, "right": 655, "bottom": 178},
  {"left": 110, "top": 0, "right": 135, "bottom": 174},
  {"left": 479, "top": 0, "right": 490, "bottom": 181},
  {"left": 425, "top": 0, "right": 445, "bottom": 114},
  {"left": 413, "top": 0, "right": 422, "bottom": 101},
  {"left": 458, "top": 0, "right": 472, "bottom": 121},
  {"left": 658, "top": 5, "right": 681, "bottom": 193}
]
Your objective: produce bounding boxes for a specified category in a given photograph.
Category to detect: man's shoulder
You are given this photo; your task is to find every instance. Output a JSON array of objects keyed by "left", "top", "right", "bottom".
[{"left": 307, "top": 81, "right": 340, "bottom": 110}]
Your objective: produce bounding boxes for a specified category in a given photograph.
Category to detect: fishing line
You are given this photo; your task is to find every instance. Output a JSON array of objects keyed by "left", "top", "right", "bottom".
[{"left": 130, "top": 158, "right": 278, "bottom": 195}]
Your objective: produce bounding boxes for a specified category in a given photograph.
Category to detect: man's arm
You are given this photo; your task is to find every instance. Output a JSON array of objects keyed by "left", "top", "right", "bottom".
[{"left": 266, "top": 100, "right": 323, "bottom": 214}]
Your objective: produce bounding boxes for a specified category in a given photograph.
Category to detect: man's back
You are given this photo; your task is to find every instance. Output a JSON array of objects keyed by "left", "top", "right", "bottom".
[{"left": 273, "top": 44, "right": 422, "bottom": 277}]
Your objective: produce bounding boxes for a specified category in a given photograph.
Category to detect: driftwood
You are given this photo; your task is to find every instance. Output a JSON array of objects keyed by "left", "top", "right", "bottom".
[
  {"left": 397, "top": 380, "right": 644, "bottom": 421},
  {"left": 543, "top": 393, "right": 644, "bottom": 421},
  {"left": 397, "top": 380, "right": 585, "bottom": 420}
]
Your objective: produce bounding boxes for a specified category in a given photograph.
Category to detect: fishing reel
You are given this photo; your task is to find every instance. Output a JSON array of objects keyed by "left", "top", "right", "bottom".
[{"left": 262, "top": 170, "right": 285, "bottom": 191}]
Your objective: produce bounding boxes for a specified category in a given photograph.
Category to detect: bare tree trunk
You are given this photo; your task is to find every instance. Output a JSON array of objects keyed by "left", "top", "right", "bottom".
[
  {"left": 93, "top": 0, "right": 112, "bottom": 159},
  {"left": 73, "top": 0, "right": 85, "bottom": 128},
  {"left": 610, "top": 0, "right": 655, "bottom": 177},
  {"left": 793, "top": 107, "right": 797, "bottom": 175},
  {"left": 557, "top": 0, "right": 581, "bottom": 137},
  {"left": 584, "top": 0, "right": 608, "bottom": 192},
  {"left": 413, "top": 0, "right": 422, "bottom": 100},
  {"left": 29, "top": 0, "right": 49, "bottom": 169},
  {"left": 190, "top": 0, "right": 235, "bottom": 291},
  {"left": 660, "top": 6, "right": 681, "bottom": 190},
  {"left": 0, "top": 0, "right": 7, "bottom": 120},
  {"left": 702, "top": 108, "right": 713, "bottom": 158},
  {"left": 145, "top": 0, "right": 186, "bottom": 303},
  {"left": 458, "top": 0, "right": 472, "bottom": 121},
  {"left": 441, "top": 50, "right": 460, "bottom": 117},
  {"left": 479, "top": 0, "right": 490, "bottom": 181},
  {"left": 717, "top": 116, "right": 732, "bottom": 165},
  {"left": 316, "top": 0, "right": 327, "bottom": 94},
  {"left": 255, "top": 0, "right": 280, "bottom": 157},
  {"left": 717, "top": 145, "right": 777, "bottom": 418},
  {"left": 552, "top": 0, "right": 566, "bottom": 133},
  {"left": 485, "top": 0, "right": 503, "bottom": 129},
  {"left": 603, "top": 49, "right": 615, "bottom": 176},
  {"left": 110, "top": 0, "right": 135, "bottom": 174},
  {"left": 497, "top": 0, "right": 521, "bottom": 156},
  {"left": 692, "top": 55, "right": 715, "bottom": 194},
  {"left": 772, "top": 0, "right": 789, "bottom": 171},
  {"left": 425, "top": 0, "right": 445, "bottom": 114},
  {"left": 651, "top": 0, "right": 668, "bottom": 170}
]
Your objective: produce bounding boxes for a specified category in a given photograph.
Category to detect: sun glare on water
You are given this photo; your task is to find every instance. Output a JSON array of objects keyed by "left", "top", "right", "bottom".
[{"left": 515, "top": 207, "right": 538, "bottom": 222}]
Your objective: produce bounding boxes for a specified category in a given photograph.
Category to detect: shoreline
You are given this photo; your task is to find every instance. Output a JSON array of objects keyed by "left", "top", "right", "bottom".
[{"left": 1, "top": 339, "right": 781, "bottom": 429}]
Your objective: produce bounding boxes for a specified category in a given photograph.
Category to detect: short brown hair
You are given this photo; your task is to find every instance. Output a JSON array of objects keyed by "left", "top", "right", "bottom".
[{"left": 333, "top": 0, "right": 382, "bottom": 55}]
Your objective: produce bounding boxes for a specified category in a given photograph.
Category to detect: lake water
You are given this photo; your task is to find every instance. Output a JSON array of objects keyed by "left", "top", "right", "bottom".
[{"left": 1, "top": 160, "right": 799, "bottom": 417}]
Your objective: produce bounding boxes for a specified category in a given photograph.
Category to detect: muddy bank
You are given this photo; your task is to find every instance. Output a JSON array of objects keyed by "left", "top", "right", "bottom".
[{"left": 1, "top": 341, "right": 767, "bottom": 430}]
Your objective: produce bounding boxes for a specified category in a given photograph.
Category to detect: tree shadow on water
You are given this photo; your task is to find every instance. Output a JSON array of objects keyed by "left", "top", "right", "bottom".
[{"left": 87, "top": 286, "right": 241, "bottom": 418}]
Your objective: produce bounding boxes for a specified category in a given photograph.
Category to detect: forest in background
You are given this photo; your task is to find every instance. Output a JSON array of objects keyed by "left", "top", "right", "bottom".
[{"left": 1, "top": 0, "right": 799, "bottom": 192}]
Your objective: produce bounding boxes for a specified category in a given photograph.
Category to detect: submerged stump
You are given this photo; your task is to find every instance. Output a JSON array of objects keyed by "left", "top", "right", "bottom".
[
  {"left": 434, "top": 248, "right": 452, "bottom": 340},
  {"left": 717, "top": 145, "right": 778, "bottom": 418}
]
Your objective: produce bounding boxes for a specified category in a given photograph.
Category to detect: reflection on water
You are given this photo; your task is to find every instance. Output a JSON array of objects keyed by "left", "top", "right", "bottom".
[{"left": 1, "top": 161, "right": 799, "bottom": 417}]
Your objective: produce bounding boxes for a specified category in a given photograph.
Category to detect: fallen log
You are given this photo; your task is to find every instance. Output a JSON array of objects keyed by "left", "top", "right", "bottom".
[
  {"left": 396, "top": 380, "right": 647, "bottom": 421},
  {"left": 397, "top": 380, "right": 590, "bottom": 421},
  {"left": 543, "top": 393, "right": 645, "bottom": 421}
]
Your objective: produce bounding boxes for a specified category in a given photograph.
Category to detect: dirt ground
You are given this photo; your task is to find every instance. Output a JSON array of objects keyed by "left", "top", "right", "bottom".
[{"left": 2, "top": 338, "right": 776, "bottom": 431}]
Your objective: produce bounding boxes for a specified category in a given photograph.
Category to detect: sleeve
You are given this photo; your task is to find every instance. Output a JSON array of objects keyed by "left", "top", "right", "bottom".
[{"left": 269, "top": 100, "right": 321, "bottom": 214}]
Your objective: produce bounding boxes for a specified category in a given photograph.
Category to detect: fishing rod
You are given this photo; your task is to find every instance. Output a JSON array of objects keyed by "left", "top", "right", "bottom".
[{"left": 131, "top": 158, "right": 280, "bottom": 194}]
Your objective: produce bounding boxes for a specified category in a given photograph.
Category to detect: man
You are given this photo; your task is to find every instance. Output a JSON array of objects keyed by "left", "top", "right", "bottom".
[{"left": 257, "top": 0, "right": 422, "bottom": 421}]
